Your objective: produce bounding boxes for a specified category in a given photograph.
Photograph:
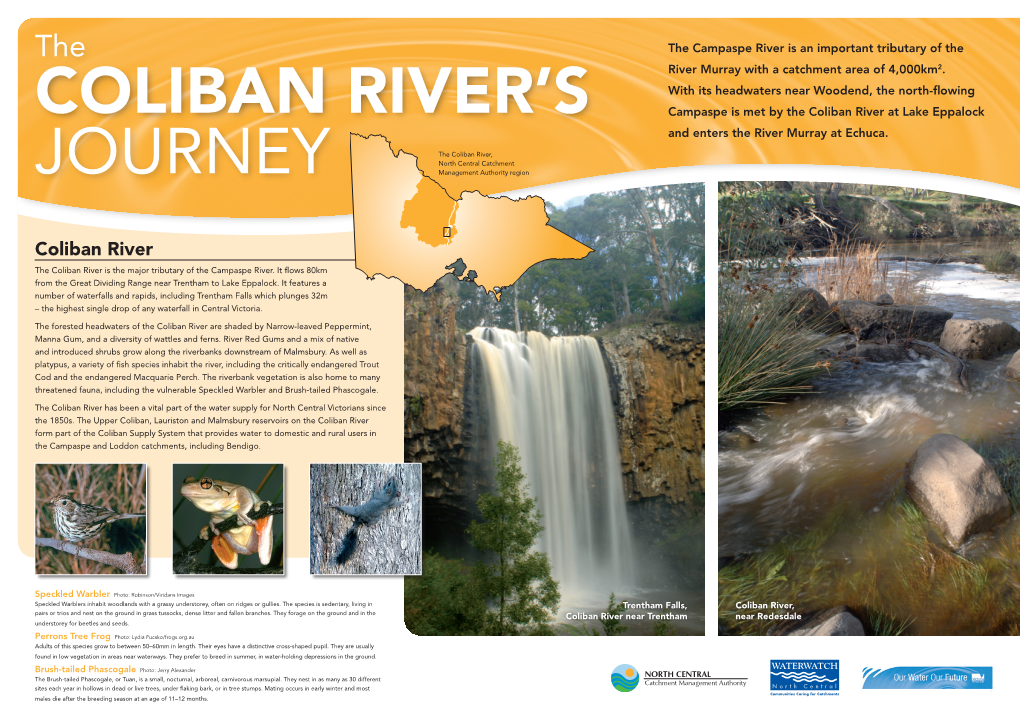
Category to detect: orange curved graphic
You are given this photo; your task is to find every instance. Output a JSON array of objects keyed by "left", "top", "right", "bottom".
[{"left": 18, "top": 19, "right": 1020, "bottom": 217}]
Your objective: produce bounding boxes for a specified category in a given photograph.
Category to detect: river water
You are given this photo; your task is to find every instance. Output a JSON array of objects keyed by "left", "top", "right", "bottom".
[
  {"left": 719, "top": 238, "right": 1020, "bottom": 581},
  {"left": 719, "top": 239, "right": 1020, "bottom": 634}
]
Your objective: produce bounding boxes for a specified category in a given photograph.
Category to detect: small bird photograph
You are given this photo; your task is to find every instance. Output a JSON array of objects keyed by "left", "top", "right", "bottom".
[
  {"left": 310, "top": 463, "right": 422, "bottom": 575},
  {"left": 172, "top": 464, "right": 284, "bottom": 575},
  {"left": 35, "top": 464, "right": 148, "bottom": 575}
]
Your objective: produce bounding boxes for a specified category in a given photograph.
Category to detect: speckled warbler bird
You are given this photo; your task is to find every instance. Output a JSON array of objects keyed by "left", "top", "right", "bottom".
[{"left": 46, "top": 494, "right": 145, "bottom": 548}]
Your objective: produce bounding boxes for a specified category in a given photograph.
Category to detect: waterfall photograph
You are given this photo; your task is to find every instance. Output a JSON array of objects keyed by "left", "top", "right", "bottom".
[
  {"left": 403, "top": 184, "right": 706, "bottom": 636},
  {"left": 718, "top": 181, "right": 1020, "bottom": 636}
]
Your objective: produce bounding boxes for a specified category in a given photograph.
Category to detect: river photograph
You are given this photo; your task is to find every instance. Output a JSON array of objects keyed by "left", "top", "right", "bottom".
[
  {"left": 718, "top": 182, "right": 1020, "bottom": 636},
  {"left": 401, "top": 184, "right": 706, "bottom": 636}
]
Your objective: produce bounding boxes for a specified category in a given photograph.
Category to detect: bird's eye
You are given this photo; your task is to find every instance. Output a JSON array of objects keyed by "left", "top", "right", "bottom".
[{"left": 61, "top": 500, "right": 67, "bottom": 505}]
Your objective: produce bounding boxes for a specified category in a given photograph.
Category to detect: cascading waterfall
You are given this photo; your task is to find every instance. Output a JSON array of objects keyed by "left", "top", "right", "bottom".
[{"left": 468, "top": 327, "right": 635, "bottom": 600}]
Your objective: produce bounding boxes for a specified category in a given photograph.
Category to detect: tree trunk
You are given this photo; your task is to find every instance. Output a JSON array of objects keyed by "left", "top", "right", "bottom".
[
  {"left": 811, "top": 182, "right": 825, "bottom": 209},
  {"left": 949, "top": 193, "right": 964, "bottom": 237},
  {"left": 309, "top": 463, "right": 422, "bottom": 575},
  {"left": 652, "top": 195, "right": 680, "bottom": 301},
  {"left": 483, "top": 292, "right": 493, "bottom": 327},
  {"left": 513, "top": 284, "right": 521, "bottom": 333},
  {"left": 826, "top": 182, "right": 842, "bottom": 208},
  {"left": 628, "top": 188, "right": 671, "bottom": 311}
]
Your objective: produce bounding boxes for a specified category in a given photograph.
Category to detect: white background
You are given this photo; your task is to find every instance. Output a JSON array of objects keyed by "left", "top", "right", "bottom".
[{"left": 9, "top": 2, "right": 1019, "bottom": 718}]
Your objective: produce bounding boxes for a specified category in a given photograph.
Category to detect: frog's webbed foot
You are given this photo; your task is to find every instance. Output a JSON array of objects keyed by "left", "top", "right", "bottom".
[
  {"left": 212, "top": 533, "right": 241, "bottom": 569},
  {"left": 212, "top": 525, "right": 257, "bottom": 569},
  {"left": 255, "top": 511, "right": 274, "bottom": 565},
  {"left": 200, "top": 525, "right": 213, "bottom": 540}
]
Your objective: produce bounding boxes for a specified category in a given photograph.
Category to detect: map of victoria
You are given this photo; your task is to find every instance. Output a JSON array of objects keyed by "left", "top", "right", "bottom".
[{"left": 350, "top": 133, "right": 591, "bottom": 299}]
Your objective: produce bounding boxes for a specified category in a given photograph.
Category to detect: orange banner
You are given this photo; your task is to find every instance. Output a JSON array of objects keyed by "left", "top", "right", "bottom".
[{"left": 19, "top": 18, "right": 1020, "bottom": 217}]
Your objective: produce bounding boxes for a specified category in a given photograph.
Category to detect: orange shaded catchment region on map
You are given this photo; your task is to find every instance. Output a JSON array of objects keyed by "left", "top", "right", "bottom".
[
  {"left": 400, "top": 177, "right": 458, "bottom": 247},
  {"left": 351, "top": 134, "right": 590, "bottom": 299}
]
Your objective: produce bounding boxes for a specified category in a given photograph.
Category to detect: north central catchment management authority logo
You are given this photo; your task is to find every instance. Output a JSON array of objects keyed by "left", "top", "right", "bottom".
[{"left": 611, "top": 664, "right": 640, "bottom": 692}]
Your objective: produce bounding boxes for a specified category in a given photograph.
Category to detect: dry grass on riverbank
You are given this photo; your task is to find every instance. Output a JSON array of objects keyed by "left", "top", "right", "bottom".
[
  {"left": 718, "top": 496, "right": 1020, "bottom": 636},
  {"left": 802, "top": 242, "right": 931, "bottom": 305}
]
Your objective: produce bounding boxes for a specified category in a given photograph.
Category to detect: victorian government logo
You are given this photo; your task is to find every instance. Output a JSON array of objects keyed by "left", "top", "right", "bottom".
[
  {"left": 770, "top": 660, "right": 839, "bottom": 690},
  {"left": 611, "top": 664, "right": 640, "bottom": 692}
]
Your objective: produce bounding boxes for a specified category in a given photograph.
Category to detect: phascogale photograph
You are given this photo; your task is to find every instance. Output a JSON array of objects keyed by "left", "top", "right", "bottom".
[{"left": 309, "top": 463, "right": 422, "bottom": 575}]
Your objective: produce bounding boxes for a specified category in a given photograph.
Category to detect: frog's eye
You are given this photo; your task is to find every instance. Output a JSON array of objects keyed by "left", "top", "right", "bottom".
[{"left": 201, "top": 478, "right": 213, "bottom": 489}]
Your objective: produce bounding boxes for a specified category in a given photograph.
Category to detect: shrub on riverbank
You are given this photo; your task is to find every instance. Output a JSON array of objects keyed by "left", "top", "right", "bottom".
[
  {"left": 979, "top": 249, "right": 1019, "bottom": 274},
  {"left": 979, "top": 444, "right": 1020, "bottom": 513},
  {"left": 719, "top": 184, "right": 793, "bottom": 262},
  {"left": 718, "top": 275, "right": 833, "bottom": 410},
  {"left": 671, "top": 283, "right": 706, "bottom": 324}
]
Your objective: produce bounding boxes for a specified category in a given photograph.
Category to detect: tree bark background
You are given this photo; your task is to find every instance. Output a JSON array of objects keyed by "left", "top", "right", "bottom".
[{"left": 310, "top": 463, "right": 422, "bottom": 575}]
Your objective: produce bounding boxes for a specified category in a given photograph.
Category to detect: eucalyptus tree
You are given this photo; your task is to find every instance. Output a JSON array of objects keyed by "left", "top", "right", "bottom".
[{"left": 451, "top": 184, "right": 706, "bottom": 335}]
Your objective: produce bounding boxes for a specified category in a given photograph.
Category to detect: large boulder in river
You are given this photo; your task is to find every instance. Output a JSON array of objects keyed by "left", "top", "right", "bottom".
[
  {"left": 835, "top": 300, "right": 952, "bottom": 343},
  {"left": 783, "top": 606, "right": 865, "bottom": 636},
  {"left": 1006, "top": 349, "right": 1020, "bottom": 379},
  {"left": 906, "top": 434, "right": 1011, "bottom": 547},
  {"left": 783, "top": 287, "right": 832, "bottom": 327},
  {"left": 939, "top": 318, "right": 1020, "bottom": 360}
]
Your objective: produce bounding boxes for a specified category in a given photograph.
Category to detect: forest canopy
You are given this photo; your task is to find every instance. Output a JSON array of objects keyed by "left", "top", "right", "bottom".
[{"left": 450, "top": 184, "right": 705, "bottom": 335}]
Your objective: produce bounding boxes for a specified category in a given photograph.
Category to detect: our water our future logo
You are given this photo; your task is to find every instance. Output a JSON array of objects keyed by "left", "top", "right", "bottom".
[
  {"left": 611, "top": 664, "right": 640, "bottom": 692},
  {"left": 862, "top": 666, "right": 993, "bottom": 689}
]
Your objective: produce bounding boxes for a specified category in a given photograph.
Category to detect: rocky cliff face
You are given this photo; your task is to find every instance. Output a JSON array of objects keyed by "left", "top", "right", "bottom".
[
  {"left": 404, "top": 289, "right": 705, "bottom": 541},
  {"left": 598, "top": 323, "right": 706, "bottom": 521},
  {"left": 403, "top": 286, "right": 471, "bottom": 519}
]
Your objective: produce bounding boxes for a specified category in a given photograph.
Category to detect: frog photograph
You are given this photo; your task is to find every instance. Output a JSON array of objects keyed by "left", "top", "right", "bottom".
[
  {"left": 309, "top": 463, "right": 422, "bottom": 575},
  {"left": 173, "top": 464, "right": 284, "bottom": 575},
  {"left": 35, "top": 463, "right": 148, "bottom": 575}
]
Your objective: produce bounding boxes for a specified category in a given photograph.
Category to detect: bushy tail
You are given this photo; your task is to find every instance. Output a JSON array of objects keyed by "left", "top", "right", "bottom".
[{"left": 336, "top": 520, "right": 362, "bottom": 564}]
